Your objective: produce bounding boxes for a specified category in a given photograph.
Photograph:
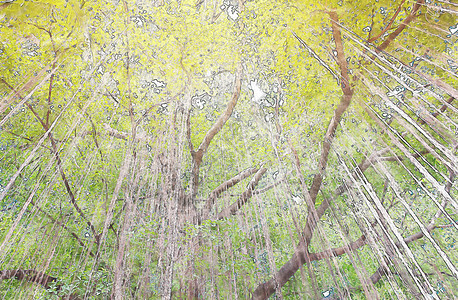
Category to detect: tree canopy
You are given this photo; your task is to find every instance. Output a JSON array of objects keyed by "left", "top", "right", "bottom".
[{"left": 0, "top": 0, "right": 457, "bottom": 299}]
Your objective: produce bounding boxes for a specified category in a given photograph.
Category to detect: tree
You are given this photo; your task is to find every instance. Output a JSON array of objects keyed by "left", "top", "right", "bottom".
[{"left": 0, "top": 0, "right": 456, "bottom": 299}]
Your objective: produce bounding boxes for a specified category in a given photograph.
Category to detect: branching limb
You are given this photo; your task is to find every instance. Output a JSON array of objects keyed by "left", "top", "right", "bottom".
[
  {"left": 0, "top": 269, "right": 58, "bottom": 289},
  {"left": 308, "top": 148, "right": 389, "bottom": 243},
  {"left": 103, "top": 123, "right": 151, "bottom": 142},
  {"left": 216, "top": 167, "right": 267, "bottom": 220},
  {"left": 46, "top": 126, "right": 100, "bottom": 243},
  {"left": 135, "top": 87, "right": 185, "bottom": 127},
  {"left": 307, "top": 236, "right": 367, "bottom": 262},
  {"left": 253, "top": 147, "right": 388, "bottom": 299},
  {"left": 45, "top": 62, "right": 57, "bottom": 127},
  {"left": 253, "top": 174, "right": 289, "bottom": 195},
  {"left": 254, "top": 235, "right": 368, "bottom": 299},
  {"left": 3, "top": 82, "right": 100, "bottom": 243},
  {"left": 255, "top": 216, "right": 446, "bottom": 299},
  {"left": 369, "top": 168, "right": 455, "bottom": 286},
  {"left": 308, "top": 11, "right": 353, "bottom": 205},
  {"left": 189, "top": 65, "right": 242, "bottom": 197},
  {"left": 0, "top": 57, "right": 61, "bottom": 118},
  {"left": 0, "top": 269, "right": 80, "bottom": 299},
  {"left": 83, "top": 110, "right": 104, "bottom": 161},
  {"left": 301, "top": 10, "right": 355, "bottom": 244},
  {"left": 370, "top": 223, "right": 443, "bottom": 285},
  {"left": 377, "top": 0, "right": 424, "bottom": 52},
  {"left": 33, "top": 201, "right": 95, "bottom": 257},
  {"left": 201, "top": 167, "right": 258, "bottom": 219},
  {"left": 418, "top": 96, "right": 455, "bottom": 125},
  {"left": 253, "top": 12, "right": 355, "bottom": 299},
  {"left": 367, "top": 0, "right": 406, "bottom": 43},
  {"left": 2, "top": 129, "right": 53, "bottom": 152},
  {"left": 103, "top": 123, "right": 129, "bottom": 140},
  {"left": 253, "top": 3, "right": 428, "bottom": 298}
]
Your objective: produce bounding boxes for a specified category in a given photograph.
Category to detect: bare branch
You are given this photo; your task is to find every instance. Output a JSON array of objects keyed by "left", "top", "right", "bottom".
[
  {"left": 46, "top": 127, "right": 100, "bottom": 243},
  {"left": 301, "top": 10, "right": 357, "bottom": 242},
  {"left": 84, "top": 111, "right": 104, "bottom": 161},
  {"left": 370, "top": 223, "right": 440, "bottom": 285},
  {"left": 2, "top": 129, "right": 53, "bottom": 152},
  {"left": 102, "top": 123, "right": 151, "bottom": 143},
  {"left": 2, "top": 79, "right": 100, "bottom": 242},
  {"left": 308, "top": 11, "right": 353, "bottom": 205},
  {"left": 312, "top": 148, "right": 389, "bottom": 236},
  {"left": 33, "top": 201, "right": 95, "bottom": 257},
  {"left": 369, "top": 168, "right": 455, "bottom": 286},
  {"left": 0, "top": 269, "right": 57, "bottom": 289},
  {"left": 254, "top": 235, "right": 368, "bottom": 299},
  {"left": 367, "top": 0, "right": 406, "bottom": 43},
  {"left": 0, "top": 57, "right": 61, "bottom": 118},
  {"left": 253, "top": 175, "right": 288, "bottom": 195},
  {"left": 253, "top": 147, "right": 388, "bottom": 300},
  {"left": 0, "top": 3, "right": 12, "bottom": 10},
  {"left": 196, "top": 66, "right": 242, "bottom": 156},
  {"left": 45, "top": 61, "right": 57, "bottom": 126},
  {"left": 202, "top": 167, "right": 258, "bottom": 215},
  {"left": 308, "top": 236, "right": 367, "bottom": 262},
  {"left": 252, "top": 12, "right": 357, "bottom": 299},
  {"left": 377, "top": 0, "right": 424, "bottom": 52},
  {"left": 190, "top": 65, "right": 243, "bottom": 196},
  {"left": 216, "top": 167, "right": 267, "bottom": 220},
  {"left": 418, "top": 96, "right": 454, "bottom": 125}
]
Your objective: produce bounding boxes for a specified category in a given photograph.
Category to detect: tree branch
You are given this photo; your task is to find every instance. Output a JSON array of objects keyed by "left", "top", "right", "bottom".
[
  {"left": 370, "top": 223, "right": 439, "bottom": 286},
  {"left": 308, "top": 11, "right": 353, "bottom": 205},
  {"left": 369, "top": 168, "right": 455, "bottom": 286},
  {"left": 201, "top": 167, "right": 258, "bottom": 219},
  {"left": 0, "top": 56, "right": 61, "bottom": 118},
  {"left": 252, "top": 148, "right": 388, "bottom": 300},
  {"left": 252, "top": 12, "right": 356, "bottom": 299},
  {"left": 254, "top": 235, "right": 368, "bottom": 300},
  {"left": 3, "top": 81, "right": 100, "bottom": 243},
  {"left": 415, "top": 71, "right": 458, "bottom": 100},
  {"left": 253, "top": 174, "right": 288, "bottom": 195},
  {"left": 84, "top": 110, "right": 104, "bottom": 161},
  {"left": 367, "top": 0, "right": 406, "bottom": 43},
  {"left": 376, "top": 0, "right": 424, "bottom": 52},
  {"left": 303, "top": 9, "right": 356, "bottom": 243},
  {"left": 103, "top": 123, "right": 129, "bottom": 140},
  {"left": 2, "top": 129, "right": 53, "bottom": 152},
  {"left": 46, "top": 125, "right": 100, "bottom": 243},
  {"left": 0, "top": 269, "right": 80, "bottom": 299},
  {"left": 253, "top": 2, "right": 429, "bottom": 298},
  {"left": 45, "top": 62, "right": 57, "bottom": 127},
  {"left": 307, "top": 235, "right": 367, "bottom": 262},
  {"left": 195, "top": 66, "right": 242, "bottom": 156},
  {"left": 216, "top": 167, "right": 267, "bottom": 220},
  {"left": 418, "top": 96, "right": 454, "bottom": 125},
  {"left": 190, "top": 65, "right": 242, "bottom": 197},
  {"left": 378, "top": 149, "right": 430, "bottom": 162},
  {"left": 30, "top": 198, "right": 95, "bottom": 257},
  {"left": 0, "top": 269, "right": 58, "bottom": 289},
  {"left": 102, "top": 123, "right": 151, "bottom": 142}
]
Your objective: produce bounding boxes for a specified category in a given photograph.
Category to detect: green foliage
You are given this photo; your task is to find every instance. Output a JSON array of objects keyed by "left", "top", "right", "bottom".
[{"left": 0, "top": 0, "right": 457, "bottom": 298}]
